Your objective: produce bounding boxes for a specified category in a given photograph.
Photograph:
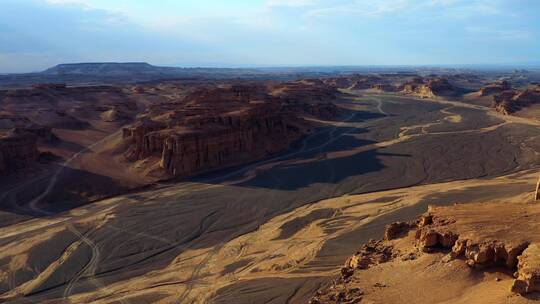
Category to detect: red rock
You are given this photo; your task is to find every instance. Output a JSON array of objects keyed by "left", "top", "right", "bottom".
[
  {"left": 122, "top": 81, "right": 339, "bottom": 177},
  {"left": 400, "top": 77, "right": 454, "bottom": 97},
  {"left": 384, "top": 221, "right": 413, "bottom": 240},
  {"left": 511, "top": 244, "right": 540, "bottom": 294},
  {"left": 479, "top": 80, "right": 511, "bottom": 96},
  {"left": 492, "top": 85, "right": 540, "bottom": 115}
]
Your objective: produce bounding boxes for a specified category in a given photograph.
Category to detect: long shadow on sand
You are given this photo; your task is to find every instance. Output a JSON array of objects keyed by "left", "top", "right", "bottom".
[
  {"left": 191, "top": 109, "right": 393, "bottom": 189},
  {"left": 235, "top": 130, "right": 409, "bottom": 191},
  {"left": 2, "top": 108, "right": 399, "bottom": 302}
]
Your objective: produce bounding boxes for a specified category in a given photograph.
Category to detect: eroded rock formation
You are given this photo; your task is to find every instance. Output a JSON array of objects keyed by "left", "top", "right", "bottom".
[
  {"left": 311, "top": 201, "right": 540, "bottom": 303},
  {"left": 399, "top": 77, "right": 454, "bottom": 98},
  {"left": 492, "top": 85, "right": 540, "bottom": 115},
  {"left": 479, "top": 80, "right": 511, "bottom": 96},
  {"left": 122, "top": 81, "right": 340, "bottom": 177}
]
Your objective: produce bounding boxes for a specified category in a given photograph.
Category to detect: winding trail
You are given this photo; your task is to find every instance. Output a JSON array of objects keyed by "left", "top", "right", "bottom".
[
  {"left": 8, "top": 130, "right": 125, "bottom": 301},
  {"left": 63, "top": 223, "right": 100, "bottom": 298},
  {"left": 27, "top": 130, "right": 122, "bottom": 214}
]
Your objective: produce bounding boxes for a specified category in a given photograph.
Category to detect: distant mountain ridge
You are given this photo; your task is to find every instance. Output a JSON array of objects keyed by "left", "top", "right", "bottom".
[
  {"left": 0, "top": 62, "right": 288, "bottom": 88},
  {"left": 42, "top": 62, "right": 179, "bottom": 75},
  {"left": 41, "top": 62, "right": 272, "bottom": 76}
]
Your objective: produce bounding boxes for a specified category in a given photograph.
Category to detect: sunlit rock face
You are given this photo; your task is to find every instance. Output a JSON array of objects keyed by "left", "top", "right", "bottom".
[
  {"left": 399, "top": 77, "right": 454, "bottom": 98},
  {"left": 479, "top": 80, "right": 511, "bottom": 96},
  {"left": 492, "top": 85, "right": 540, "bottom": 115}
]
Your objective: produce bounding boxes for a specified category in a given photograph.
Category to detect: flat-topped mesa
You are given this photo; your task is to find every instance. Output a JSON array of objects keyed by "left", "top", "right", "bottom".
[
  {"left": 123, "top": 106, "right": 305, "bottom": 177},
  {"left": 492, "top": 85, "right": 540, "bottom": 115},
  {"left": 0, "top": 130, "right": 39, "bottom": 175},
  {"left": 122, "top": 81, "right": 338, "bottom": 177},
  {"left": 160, "top": 109, "right": 303, "bottom": 176},
  {"left": 399, "top": 77, "right": 454, "bottom": 98},
  {"left": 479, "top": 80, "right": 511, "bottom": 96}
]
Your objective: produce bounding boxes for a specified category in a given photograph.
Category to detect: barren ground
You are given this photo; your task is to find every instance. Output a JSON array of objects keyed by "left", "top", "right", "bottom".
[{"left": 1, "top": 91, "right": 539, "bottom": 303}]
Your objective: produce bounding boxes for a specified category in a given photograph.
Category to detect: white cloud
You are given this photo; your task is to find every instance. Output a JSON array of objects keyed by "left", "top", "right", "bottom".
[
  {"left": 267, "top": 0, "right": 317, "bottom": 8},
  {"left": 45, "top": 0, "right": 89, "bottom": 5},
  {"left": 307, "top": 0, "right": 410, "bottom": 17},
  {"left": 466, "top": 27, "right": 531, "bottom": 40},
  {"left": 294, "top": 0, "right": 503, "bottom": 18}
]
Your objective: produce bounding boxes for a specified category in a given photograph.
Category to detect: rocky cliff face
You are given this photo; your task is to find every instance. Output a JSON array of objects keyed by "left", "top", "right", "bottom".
[
  {"left": 122, "top": 81, "right": 339, "bottom": 177},
  {"left": 492, "top": 85, "right": 540, "bottom": 115},
  {"left": 0, "top": 130, "right": 39, "bottom": 175},
  {"left": 479, "top": 80, "right": 511, "bottom": 96},
  {"left": 400, "top": 77, "right": 454, "bottom": 97},
  {"left": 160, "top": 109, "right": 303, "bottom": 176}
]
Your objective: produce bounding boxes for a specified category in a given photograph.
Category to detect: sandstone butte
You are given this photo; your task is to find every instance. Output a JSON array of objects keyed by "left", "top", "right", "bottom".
[
  {"left": 310, "top": 197, "right": 540, "bottom": 304},
  {"left": 398, "top": 77, "right": 455, "bottom": 98},
  {"left": 121, "top": 81, "right": 340, "bottom": 178},
  {"left": 492, "top": 85, "right": 540, "bottom": 115},
  {"left": 321, "top": 75, "right": 456, "bottom": 97},
  {"left": 479, "top": 80, "right": 512, "bottom": 97}
]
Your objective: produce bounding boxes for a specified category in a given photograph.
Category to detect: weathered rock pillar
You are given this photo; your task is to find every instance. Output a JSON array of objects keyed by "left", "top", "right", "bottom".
[{"left": 536, "top": 175, "right": 540, "bottom": 201}]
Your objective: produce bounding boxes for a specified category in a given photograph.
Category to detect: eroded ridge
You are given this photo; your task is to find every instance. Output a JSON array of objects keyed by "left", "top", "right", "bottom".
[{"left": 311, "top": 202, "right": 540, "bottom": 304}]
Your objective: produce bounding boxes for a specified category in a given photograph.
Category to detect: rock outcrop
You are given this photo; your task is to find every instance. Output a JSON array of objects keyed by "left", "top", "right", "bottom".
[
  {"left": 512, "top": 244, "right": 540, "bottom": 294},
  {"left": 311, "top": 201, "right": 540, "bottom": 303},
  {"left": 536, "top": 176, "right": 540, "bottom": 201},
  {"left": 479, "top": 80, "right": 511, "bottom": 96},
  {"left": 492, "top": 85, "right": 540, "bottom": 115},
  {"left": 122, "top": 81, "right": 339, "bottom": 177},
  {"left": 400, "top": 77, "right": 454, "bottom": 98}
]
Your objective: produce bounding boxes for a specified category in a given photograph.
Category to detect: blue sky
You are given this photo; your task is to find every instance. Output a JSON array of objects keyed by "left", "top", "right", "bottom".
[{"left": 1, "top": 0, "right": 539, "bottom": 73}]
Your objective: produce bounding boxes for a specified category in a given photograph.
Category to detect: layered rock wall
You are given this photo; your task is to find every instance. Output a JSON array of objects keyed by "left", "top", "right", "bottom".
[
  {"left": 400, "top": 77, "right": 454, "bottom": 97},
  {"left": 123, "top": 110, "right": 304, "bottom": 177},
  {"left": 121, "top": 80, "right": 341, "bottom": 178},
  {"left": 492, "top": 85, "right": 540, "bottom": 115},
  {"left": 0, "top": 131, "right": 39, "bottom": 174},
  {"left": 479, "top": 80, "right": 511, "bottom": 96}
]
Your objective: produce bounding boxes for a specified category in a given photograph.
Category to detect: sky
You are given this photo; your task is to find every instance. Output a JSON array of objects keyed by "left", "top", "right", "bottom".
[{"left": 1, "top": 0, "right": 539, "bottom": 73}]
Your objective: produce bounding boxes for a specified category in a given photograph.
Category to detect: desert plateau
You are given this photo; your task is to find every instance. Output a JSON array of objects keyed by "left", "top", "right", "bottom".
[{"left": 2, "top": 1, "right": 540, "bottom": 303}]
